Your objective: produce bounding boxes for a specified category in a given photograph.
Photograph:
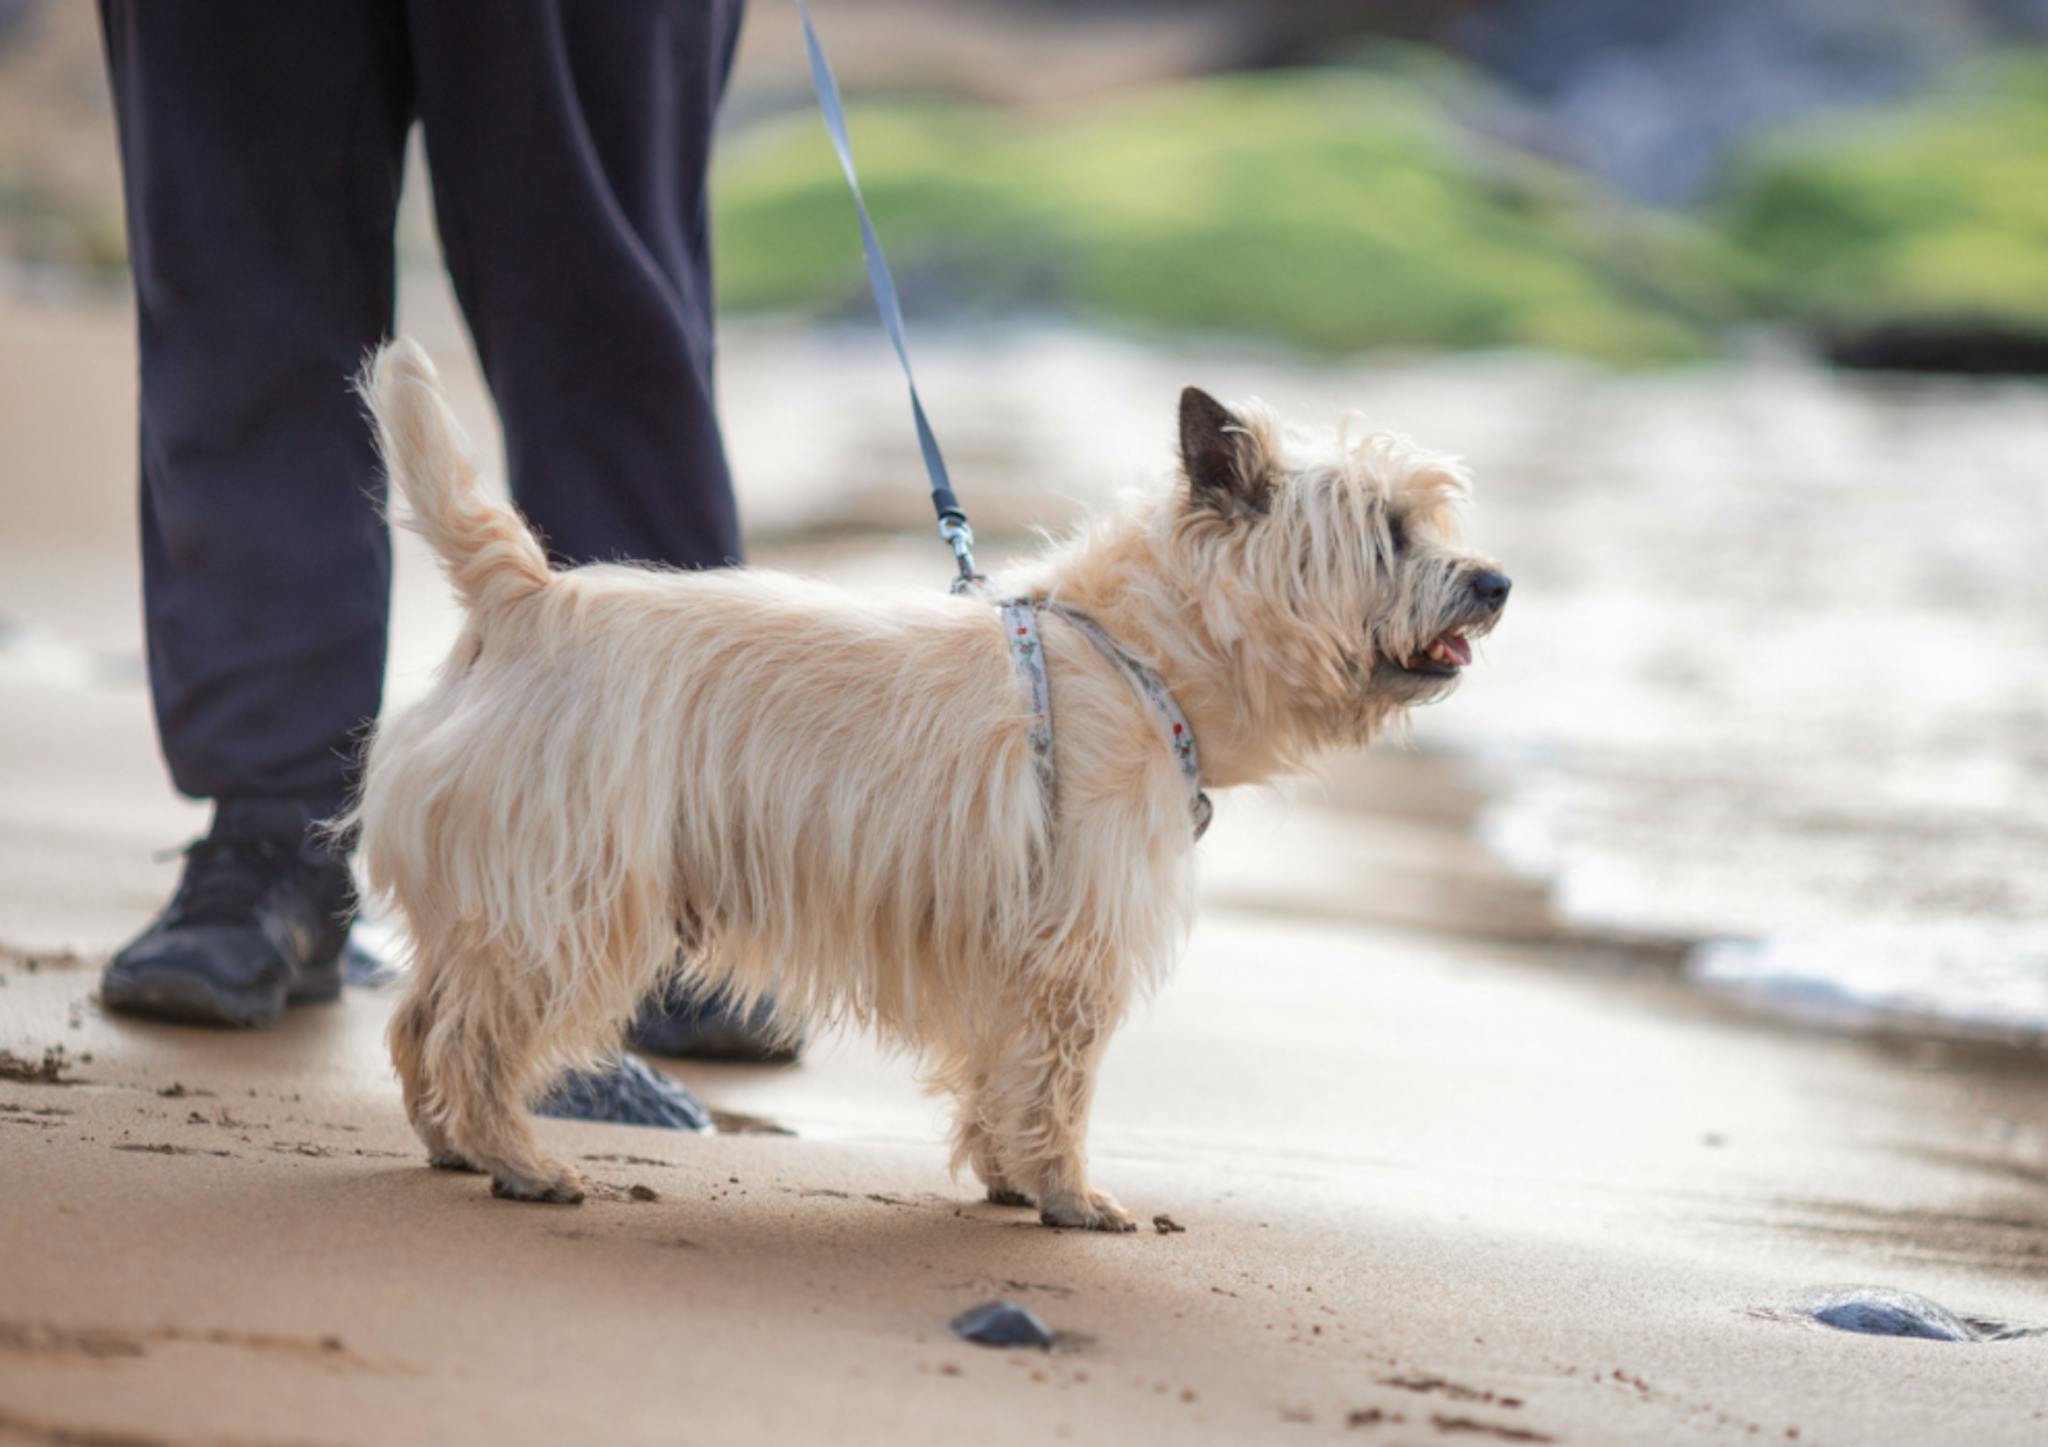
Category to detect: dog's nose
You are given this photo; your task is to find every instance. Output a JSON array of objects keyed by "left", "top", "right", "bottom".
[{"left": 1469, "top": 569, "right": 1512, "bottom": 608}]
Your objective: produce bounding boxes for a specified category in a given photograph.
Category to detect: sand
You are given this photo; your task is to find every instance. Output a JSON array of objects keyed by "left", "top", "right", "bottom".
[
  {"left": 7, "top": 917, "right": 2047, "bottom": 1446},
  {"left": 4, "top": 292, "right": 2047, "bottom": 1446}
]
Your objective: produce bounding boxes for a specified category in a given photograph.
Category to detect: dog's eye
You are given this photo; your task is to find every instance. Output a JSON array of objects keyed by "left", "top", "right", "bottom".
[{"left": 1386, "top": 517, "right": 1407, "bottom": 554}]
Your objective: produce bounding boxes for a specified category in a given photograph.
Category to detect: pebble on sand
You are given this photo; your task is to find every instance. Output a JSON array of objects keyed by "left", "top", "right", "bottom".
[
  {"left": 950, "top": 1300, "right": 1054, "bottom": 1350},
  {"left": 1806, "top": 1288, "right": 1995, "bottom": 1343}
]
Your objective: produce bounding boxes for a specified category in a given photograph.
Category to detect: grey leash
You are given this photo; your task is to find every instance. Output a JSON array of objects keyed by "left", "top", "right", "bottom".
[
  {"left": 796, "top": 0, "right": 983, "bottom": 593},
  {"left": 799, "top": 5, "right": 1207, "bottom": 838}
]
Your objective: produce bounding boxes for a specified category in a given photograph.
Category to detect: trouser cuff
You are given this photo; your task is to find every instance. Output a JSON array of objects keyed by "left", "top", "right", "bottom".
[{"left": 211, "top": 795, "right": 351, "bottom": 846}]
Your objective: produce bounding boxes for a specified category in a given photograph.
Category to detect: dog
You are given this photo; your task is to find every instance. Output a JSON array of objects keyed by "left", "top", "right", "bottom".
[{"left": 351, "top": 338, "right": 1509, "bottom": 1231}]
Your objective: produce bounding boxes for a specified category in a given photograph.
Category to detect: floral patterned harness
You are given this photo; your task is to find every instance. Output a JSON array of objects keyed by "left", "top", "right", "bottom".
[{"left": 996, "top": 597, "right": 1213, "bottom": 841}]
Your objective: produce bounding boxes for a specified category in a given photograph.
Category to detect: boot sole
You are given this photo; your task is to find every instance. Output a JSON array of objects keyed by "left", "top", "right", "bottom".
[{"left": 102, "top": 959, "right": 342, "bottom": 1030}]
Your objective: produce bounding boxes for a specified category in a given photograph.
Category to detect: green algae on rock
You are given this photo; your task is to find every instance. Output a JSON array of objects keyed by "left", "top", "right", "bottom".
[
  {"left": 1719, "top": 57, "right": 2048, "bottom": 340},
  {"left": 712, "top": 66, "right": 1740, "bottom": 365}
]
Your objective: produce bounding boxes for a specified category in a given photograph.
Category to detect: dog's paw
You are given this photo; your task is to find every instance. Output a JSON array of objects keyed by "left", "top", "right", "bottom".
[
  {"left": 985, "top": 1185, "right": 1036, "bottom": 1208},
  {"left": 489, "top": 1166, "right": 586, "bottom": 1205},
  {"left": 428, "top": 1149, "right": 483, "bottom": 1174},
  {"left": 1038, "top": 1189, "right": 1137, "bottom": 1233}
]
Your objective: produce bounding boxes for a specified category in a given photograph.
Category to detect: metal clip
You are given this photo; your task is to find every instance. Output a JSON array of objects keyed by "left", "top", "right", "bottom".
[{"left": 939, "top": 515, "right": 987, "bottom": 595}]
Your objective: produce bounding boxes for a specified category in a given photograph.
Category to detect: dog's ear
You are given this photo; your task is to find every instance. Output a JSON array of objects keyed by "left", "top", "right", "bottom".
[{"left": 1180, "top": 386, "right": 1271, "bottom": 519}]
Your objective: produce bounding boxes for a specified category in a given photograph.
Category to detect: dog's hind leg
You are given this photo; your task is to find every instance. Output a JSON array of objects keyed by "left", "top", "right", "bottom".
[
  {"left": 422, "top": 950, "right": 587, "bottom": 1205},
  {"left": 976, "top": 977, "right": 1135, "bottom": 1233}
]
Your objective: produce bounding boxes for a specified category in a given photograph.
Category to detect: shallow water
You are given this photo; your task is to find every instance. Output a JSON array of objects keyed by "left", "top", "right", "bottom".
[
  {"left": 8, "top": 307, "right": 2039, "bottom": 1037},
  {"left": 718, "top": 323, "right": 2048, "bottom": 1038}
]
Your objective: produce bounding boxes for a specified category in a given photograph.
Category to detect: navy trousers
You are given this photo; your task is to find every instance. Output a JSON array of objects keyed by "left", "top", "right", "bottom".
[{"left": 100, "top": 1, "right": 747, "bottom": 817}]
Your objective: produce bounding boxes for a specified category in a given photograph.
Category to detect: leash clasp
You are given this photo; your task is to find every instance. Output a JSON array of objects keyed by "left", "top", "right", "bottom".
[{"left": 939, "top": 513, "right": 986, "bottom": 595}]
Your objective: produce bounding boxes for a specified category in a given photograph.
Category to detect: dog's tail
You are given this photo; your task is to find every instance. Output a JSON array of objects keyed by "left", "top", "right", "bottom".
[{"left": 362, "top": 337, "right": 553, "bottom": 615}]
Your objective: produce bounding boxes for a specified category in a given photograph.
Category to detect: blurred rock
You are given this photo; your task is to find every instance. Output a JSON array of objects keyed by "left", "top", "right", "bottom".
[
  {"left": 0, "top": 0, "right": 43, "bottom": 52},
  {"left": 1824, "top": 318, "right": 2048, "bottom": 376},
  {"left": 1807, "top": 1287, "right": 1983, "bottom": 1342},
  {"left": 1455, "top": 0, "right": 2047, "bottom": 204},
  {"left": 949, "top": 1300, "right": 1054, "bottom": 1349}
]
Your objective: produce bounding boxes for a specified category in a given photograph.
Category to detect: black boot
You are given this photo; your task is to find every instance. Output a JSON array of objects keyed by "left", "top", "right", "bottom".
[
  {"left": 629, "top": 978, "right": 805, "bottom": 1064},
  {"left": 535, "top": 1055, "right": 713, "bottom": 1132},
  {"left": 101, "top": 800, "right": 354, "bottom": 1029}
]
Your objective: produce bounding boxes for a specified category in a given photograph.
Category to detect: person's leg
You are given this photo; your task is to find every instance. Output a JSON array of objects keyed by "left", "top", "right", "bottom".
[
  {"left": 406, "top": 0, "right": 745, "bottom": 572},
  {"left": 409, "top": 1, "right": 788, "bottom": 1062},
  {"left": 98, "top": 1, "right": 414, "bottom": 1026}
]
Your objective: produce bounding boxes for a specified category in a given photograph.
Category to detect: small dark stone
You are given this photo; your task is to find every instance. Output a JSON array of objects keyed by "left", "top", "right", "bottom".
[
  {"left": 1807, "top": 1288, "right": 1975, "bottom": 1342},
  {"left": 629, "top": 1184, "right": 659, "bottom": 1202},
  {"left": 950, "top": 1299, "right": 1054, "bottom": 1350}
]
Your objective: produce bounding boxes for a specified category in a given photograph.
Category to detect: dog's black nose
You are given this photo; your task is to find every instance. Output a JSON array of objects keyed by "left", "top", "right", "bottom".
[{"left": 1469, "top": 570, "right": 1512, "bottom": 608}]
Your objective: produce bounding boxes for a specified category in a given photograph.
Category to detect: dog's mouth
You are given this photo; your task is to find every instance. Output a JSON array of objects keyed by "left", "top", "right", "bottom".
[{"left": 1393, "top": 630, "right": 1472, "bottom": 678}]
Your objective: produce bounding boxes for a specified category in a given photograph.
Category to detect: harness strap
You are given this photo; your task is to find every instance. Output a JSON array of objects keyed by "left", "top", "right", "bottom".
[
  {"left": 999, "top": 597, "right": 1213, "bottom": 840},
  {"left": 998, "top": 597, "right": 1055, "bottom": 796}
]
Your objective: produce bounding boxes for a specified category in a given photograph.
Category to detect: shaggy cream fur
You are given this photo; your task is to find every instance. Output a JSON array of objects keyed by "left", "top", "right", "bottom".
[{"left": 350, "top": 339, "right": 1507, "bottom": 1230}]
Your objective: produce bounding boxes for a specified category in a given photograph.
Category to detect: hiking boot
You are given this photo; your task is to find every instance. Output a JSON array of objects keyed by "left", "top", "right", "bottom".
[
  {"left": 535, "top": 1054, "right": 713, "bottom": 1132},
  {"left": 101, "top": 800, "right": 355, "bottom": 1029},
  {"left": 629, "top": 978, "right": 804, "bottom": 1064}
]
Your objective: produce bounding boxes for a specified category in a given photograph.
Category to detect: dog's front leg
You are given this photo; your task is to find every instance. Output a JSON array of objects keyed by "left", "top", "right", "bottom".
[
  {"left": 948, "top": 1071, "right": 1035, "bottom": 1208},
  {"left": 979, "top": 982, "right": 1135, "bottom": 1233}
]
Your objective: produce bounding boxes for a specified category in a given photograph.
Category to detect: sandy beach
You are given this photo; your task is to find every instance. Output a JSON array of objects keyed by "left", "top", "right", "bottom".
[
  {"left": 7, "top": 902, "right": 2047, "bottom": 1447},
  {"left": 4, "top": 286, "right": 2048, "bottom": 1446}
]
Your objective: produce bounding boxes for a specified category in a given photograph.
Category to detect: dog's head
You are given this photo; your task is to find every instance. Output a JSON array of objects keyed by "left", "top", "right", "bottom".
[{"left": 1168, "top": 386, "right": 1509, "bottom": 751}]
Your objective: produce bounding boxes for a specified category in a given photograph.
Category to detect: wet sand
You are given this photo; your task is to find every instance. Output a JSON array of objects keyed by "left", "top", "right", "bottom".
[
  {"left": 5, "top": 292, "right": 2048, "bottom": 1444},
  {"left": 7, "top": 919, "right": 2048, "bottom": 1445}
]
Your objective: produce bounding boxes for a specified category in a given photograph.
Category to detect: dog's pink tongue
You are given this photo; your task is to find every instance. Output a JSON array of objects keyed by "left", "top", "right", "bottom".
[{"left": 1438, "top": 633, "right": 1472, "bottom": 666}]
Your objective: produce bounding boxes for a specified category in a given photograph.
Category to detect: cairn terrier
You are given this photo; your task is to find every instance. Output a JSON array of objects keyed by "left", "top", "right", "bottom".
[{"left": 352, "top": 339, "right": 1508, "bottom": 1230}]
